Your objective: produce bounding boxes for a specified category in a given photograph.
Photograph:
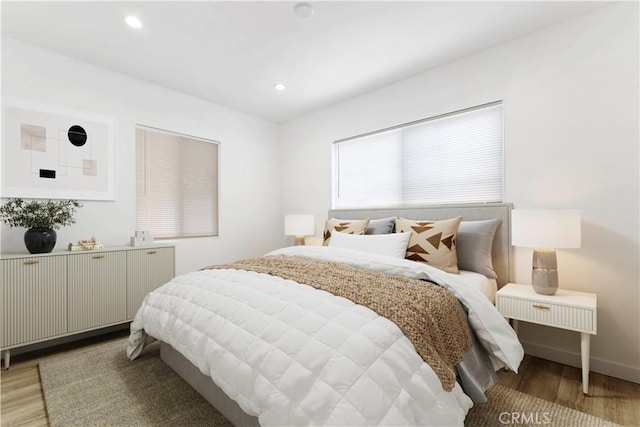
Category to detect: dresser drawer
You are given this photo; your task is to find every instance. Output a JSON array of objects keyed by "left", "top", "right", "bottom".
[{"left": 496, "top": 296, "right": 596, "bottom": 334}]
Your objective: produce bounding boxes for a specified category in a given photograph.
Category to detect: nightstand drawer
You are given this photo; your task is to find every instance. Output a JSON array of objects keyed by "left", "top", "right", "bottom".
[{"left": 497, "top": 296, "right": 596, "bottom": 334}]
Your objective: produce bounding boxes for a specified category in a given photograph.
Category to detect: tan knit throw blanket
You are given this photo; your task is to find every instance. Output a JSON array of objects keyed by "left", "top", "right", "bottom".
[{"left": 204, "top": 255, "right": 472, "bottom": 391}]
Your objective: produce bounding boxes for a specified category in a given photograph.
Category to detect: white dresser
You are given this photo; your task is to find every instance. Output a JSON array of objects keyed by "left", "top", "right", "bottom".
[
  {"left": 496, "top": 283, "right": 597, "bottom": 394},
  {"left": 1, "top": 244, "right": 175, "bottom": 368}
]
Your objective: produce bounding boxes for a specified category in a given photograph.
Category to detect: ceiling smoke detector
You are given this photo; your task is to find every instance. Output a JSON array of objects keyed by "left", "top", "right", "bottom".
[{"left": 293, "top": 2, "right": 314, "bottom": 19}]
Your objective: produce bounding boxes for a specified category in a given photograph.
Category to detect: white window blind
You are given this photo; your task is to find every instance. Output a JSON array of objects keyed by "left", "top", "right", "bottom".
[
  {"left": 136, "top": 126, "right": 219, "bottom": 239},
  {"left": 333, "top": 102, "right": 503, "bottom": 208}
]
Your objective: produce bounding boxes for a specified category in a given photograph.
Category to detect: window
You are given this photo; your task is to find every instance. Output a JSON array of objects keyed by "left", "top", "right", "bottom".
[
  {"left": 333, "top": 102, "right": 503, "bottom": 208},
  {"left": 136, "top": 126, "right": 218, "bottom": 239}
]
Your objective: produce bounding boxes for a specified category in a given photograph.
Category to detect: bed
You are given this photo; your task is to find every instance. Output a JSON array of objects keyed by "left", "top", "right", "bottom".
[{"left": 127, "top": 203, "right": 523, "bottom": 426}]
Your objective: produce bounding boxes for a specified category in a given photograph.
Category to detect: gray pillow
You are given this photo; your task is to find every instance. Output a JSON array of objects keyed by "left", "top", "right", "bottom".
[
  {"left": 456, "top": 219, "right": 501, "bottom": 279},
  {"left": 366, "top": 217, "right": 396, "bottom": 234}
]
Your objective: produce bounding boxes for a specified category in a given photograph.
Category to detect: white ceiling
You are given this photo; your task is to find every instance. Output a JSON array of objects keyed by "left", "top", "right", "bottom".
[{"left": 1, "top": 1, "right": 610, "bottom": 122}]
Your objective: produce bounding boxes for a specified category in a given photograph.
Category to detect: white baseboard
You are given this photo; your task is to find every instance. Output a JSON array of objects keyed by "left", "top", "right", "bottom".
[{"left": 521, "top": 339, "right": 640, "bottom": 384}]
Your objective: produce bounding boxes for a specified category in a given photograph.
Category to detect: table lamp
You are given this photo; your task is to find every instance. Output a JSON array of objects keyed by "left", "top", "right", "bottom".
[
  {"left": 511, "top": 209, "right": 581, "bottom": 295},
  {"left": 284, "top": 214, "right": 315, "bottom": 246}
]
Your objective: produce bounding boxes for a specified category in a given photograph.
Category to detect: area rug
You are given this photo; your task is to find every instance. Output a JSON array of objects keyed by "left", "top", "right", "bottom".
[
  {"left": 40, "top": 337, "right": 617, "bottom": 427},
  {"left": 465, "top": 383, "right": 618, "bottom": 427}
]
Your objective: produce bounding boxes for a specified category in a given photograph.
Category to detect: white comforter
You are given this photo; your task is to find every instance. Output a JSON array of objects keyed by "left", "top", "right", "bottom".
[{"left": 128, "top": 246, "right": 523, "bottom": 426}]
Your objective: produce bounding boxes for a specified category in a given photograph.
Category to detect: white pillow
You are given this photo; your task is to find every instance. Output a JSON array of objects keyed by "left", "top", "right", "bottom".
[{"left": 328, "top": 232, "right": 411, "bottom": 259}]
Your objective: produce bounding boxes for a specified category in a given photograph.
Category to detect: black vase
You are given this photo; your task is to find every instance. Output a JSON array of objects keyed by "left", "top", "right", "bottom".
[{"left": 24, "top": 227, "right": 57, "bottom": 254}]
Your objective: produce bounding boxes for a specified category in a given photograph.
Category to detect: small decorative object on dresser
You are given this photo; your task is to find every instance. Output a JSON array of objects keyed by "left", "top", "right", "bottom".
[
  {"left": 511, "top": 209, "right": 581, "bottom": 295},
  {"left": 496, "top": 283, "right": 597, "bottom": 394},
  {"left": 0, "top": 198, "right": 83, "bottom": 254},
  {"left": 68, "top": 236, "right": 104, "bottom": 251},
  {"left": 130, "top": 230, "right": 154, "bottom": 247}
]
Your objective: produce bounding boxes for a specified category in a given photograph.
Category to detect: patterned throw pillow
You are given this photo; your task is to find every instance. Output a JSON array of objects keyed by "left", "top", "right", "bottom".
[
  {"left": 395, "top": 217, "right": 463, "bottom": 273},
  {"left": 323, "top": 218, "right": 370, "bottom": 246}
]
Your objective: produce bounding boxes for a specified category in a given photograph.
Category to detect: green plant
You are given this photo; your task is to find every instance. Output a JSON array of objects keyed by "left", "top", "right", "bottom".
[{"left": 0, "top": 198, "right": 83, "bottom": 230}]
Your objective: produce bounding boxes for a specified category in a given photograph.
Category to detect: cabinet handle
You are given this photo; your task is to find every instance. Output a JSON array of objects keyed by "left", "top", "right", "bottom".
[
  {"left": 23, "top": 259, "right": 39, "bottom": 265},
  {"left": 533, "top": 304, "right": 550, "bottom": 310},
  {"left": 147, "top": 251, "right": 157, "bottom": 255},
  {"left": 92, "top": 255, "right": 105, "bottom": 259}
]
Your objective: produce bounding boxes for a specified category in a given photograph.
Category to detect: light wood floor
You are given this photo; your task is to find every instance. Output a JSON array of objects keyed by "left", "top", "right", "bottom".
[{"left": 1, "top": 332, "right": 639, "bottom": 426}]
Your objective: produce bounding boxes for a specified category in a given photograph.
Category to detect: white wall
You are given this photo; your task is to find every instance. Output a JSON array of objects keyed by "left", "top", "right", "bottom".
[
  {"left": 280, "top": 3, "right": 640, "bottom": 382},
  {"left": 1, "top": 38, "right": 286, "bottom": 275}
]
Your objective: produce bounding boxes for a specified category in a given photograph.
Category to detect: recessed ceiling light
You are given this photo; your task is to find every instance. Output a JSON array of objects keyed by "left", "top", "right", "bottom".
[
  {"left": 125, "top": 15, "right": 143, "bottom": 29},
  {"left": 274, "top": 83, "right": 286, "bottom": 91},
  {"left": 293, "top": 2, "right": 314, "bottom": 19}
]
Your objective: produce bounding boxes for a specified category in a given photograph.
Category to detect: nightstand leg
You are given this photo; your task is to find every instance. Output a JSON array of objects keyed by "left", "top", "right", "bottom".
[
  {"left": 581, "top": 333, "right": 590, "bottom": 394},
  {"left": 512, "top": 319, "right": 519, "bottom": 335},
  {"left": 2, "top": 349, "right": 9, "bottom": 370}
]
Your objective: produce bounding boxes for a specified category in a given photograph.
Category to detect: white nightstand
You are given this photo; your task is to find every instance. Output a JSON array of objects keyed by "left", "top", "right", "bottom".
[{"left": 496, "top": 283, "right": 597, "bottom": 394}]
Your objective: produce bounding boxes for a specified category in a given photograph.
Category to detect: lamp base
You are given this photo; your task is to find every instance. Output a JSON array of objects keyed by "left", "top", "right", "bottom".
[
  {"left": 294, "top": 236, "right": 305, "bottom": 246},
  {"left": 532, "top": 249, "right": 558, "bottom": 295}
]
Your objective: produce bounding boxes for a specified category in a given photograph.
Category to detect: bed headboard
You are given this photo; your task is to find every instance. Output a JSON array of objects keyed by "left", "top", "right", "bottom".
[{"left": 328, "top": 203, "right": 512, "bottom": 288}]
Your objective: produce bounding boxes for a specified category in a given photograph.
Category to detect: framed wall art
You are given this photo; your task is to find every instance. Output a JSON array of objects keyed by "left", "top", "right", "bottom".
[{"left": 1, "top": 98, "right": 116, "bottom": 200}]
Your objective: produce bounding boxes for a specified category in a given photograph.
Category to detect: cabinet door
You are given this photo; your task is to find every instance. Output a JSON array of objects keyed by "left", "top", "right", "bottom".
[
  {"left": 127, "top": 247, "right": 175, "bottom": 319},
  {"left": 1, "top": 256, "right": 67, "bottom": 348},
  {"left": 67, "top": 251, "right": 127, "bottom": 332}
]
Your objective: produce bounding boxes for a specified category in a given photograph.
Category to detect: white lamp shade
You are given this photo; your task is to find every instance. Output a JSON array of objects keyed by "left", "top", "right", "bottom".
[
  {"left": 512, "top": 209, "right": 581, "bottom": 249},
  {"left": 284, "top": 214, "right": 315, "bottom": 237}
]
